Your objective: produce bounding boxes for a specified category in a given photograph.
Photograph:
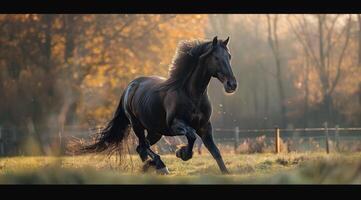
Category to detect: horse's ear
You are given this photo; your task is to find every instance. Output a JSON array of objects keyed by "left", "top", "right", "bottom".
[
  {"left": 200, "top": 38, "right": 217, "bottom": 61},
  {"left": 212, "top": 36, "right": 218, "bottom": 47},
  {"left": 223, "top": 37, "right": 230, "bottom": 46}
]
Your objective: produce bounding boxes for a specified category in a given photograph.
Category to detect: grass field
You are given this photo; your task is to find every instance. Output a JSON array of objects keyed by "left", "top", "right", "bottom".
[{"left": 0, "top": 152, "right": 361, "bottom": 184}]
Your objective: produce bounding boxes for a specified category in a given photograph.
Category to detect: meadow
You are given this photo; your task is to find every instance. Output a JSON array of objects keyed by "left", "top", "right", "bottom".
[{"left": 0, "top": 152, "right": 360, "bottom": 184}]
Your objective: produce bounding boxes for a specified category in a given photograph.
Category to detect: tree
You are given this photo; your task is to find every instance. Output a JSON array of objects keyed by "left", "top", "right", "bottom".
[
  {"left": 287, "top": 14, "right": 352, "bottom": 125},
  {"left": 0, "top": 14, "right": 207, "bottom": 154},
  {"left": 266, "top": 14, "right": 288, "bottom": 128}
]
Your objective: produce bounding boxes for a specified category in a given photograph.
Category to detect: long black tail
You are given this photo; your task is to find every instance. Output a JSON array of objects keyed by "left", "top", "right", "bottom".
[{"left": 80, "top": 96, "right": 130, "bottom": 154}]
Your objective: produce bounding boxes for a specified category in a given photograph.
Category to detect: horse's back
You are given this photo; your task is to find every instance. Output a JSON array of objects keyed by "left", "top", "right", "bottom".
[
  {"left": 130, "top": 75, "right": 166, "bottom": 86},
  {"left": 127, "top": 75, "right": 166, "bottom": 108}
]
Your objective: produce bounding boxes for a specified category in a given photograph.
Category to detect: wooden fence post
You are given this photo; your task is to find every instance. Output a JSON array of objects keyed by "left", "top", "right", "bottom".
[
  {"left": 0, "top": 126, "right": 3, "bottom": 156},
  {"left": 234, "top": 126, "right": 240, "bottom": 153},
  {"left": 12, "top": 127, "right": 17, "bottom": 155},
  {"left": 324, "top": 122, "right": 330, "bottom": 154},
  {"left": 335, "top": 125, "right": 339, "bottom": 152},
  {"left": 59, "top": 126, "right": 63, "bottom": 153},
  {"left": 275, "top": 127, "right": 280, "bottom": 154}
]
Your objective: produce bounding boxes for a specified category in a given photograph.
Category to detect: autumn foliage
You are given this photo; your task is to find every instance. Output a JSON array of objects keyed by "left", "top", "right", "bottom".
[{"left": 0, "top": 14, "right": 207, "bottom": 151}]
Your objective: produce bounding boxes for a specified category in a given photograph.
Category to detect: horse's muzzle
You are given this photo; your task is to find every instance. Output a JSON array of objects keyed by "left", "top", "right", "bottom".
[
  {"left": 224, "top": 78, "right": 237, "bottom": 93},
  {"left": 215, "top": 72, "right": 237, "bottom": 94}
]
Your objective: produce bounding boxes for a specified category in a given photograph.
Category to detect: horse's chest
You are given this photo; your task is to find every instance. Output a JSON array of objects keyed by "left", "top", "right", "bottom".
[
  {"left": 178, "top": 97, "right": 210, "bottom": 128},
  {"left": 189, "top": 107, "right": 206, "bottom": 127}
]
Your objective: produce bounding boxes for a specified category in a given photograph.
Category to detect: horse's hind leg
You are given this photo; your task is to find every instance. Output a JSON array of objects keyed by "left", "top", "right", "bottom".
[
  {"left": 147, "top": 133, "right": 162, "bottom": 146},
  {"left": 129, "top": 120, "right": 152, "bottom": 161},
  {"left": 133, "top": 125, "right": 169, "bottom": 174}
]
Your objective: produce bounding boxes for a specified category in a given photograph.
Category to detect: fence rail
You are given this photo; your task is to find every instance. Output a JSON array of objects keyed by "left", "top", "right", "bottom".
[
  {"left": 213, "top": 124, "right": 361, "bottom": 154},
  {"left": 214, "top": 127, "right": 361, "bottom": 133},
  {"left": 1, "top": 124, "right": 361, "bottom": 156}
]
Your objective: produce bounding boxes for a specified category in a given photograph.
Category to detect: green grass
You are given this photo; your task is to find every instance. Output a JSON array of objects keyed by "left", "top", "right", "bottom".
[{"left": 0, "top": 152, "right": 360, "bottom": 184}]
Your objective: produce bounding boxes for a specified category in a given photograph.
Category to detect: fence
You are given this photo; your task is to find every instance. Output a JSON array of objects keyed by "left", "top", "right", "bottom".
[
  {"left": 213, "top": 124, "right": 361, "bottom": 154},
  {"left": 1, "top": 124, "right": 361, "bottom": 156}
]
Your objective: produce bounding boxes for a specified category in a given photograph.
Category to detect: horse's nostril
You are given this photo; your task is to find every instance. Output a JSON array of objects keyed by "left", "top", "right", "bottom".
[
  {"left": 227, "top": 82, "right": 232, "bottom": 88},
  {"left": 227, "top": 81, "right": 237, "bottom": 89}
]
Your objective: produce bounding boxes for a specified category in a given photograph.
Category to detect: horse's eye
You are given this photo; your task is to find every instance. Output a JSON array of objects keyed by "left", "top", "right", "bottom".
[{"left": 215, "top": 57, "right": 219, "bottom": 61}]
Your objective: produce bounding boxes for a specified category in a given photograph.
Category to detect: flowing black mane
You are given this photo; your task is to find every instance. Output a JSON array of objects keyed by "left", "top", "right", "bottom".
[{"left": 158, "top": 39, "right": 212, "bottom": 91}]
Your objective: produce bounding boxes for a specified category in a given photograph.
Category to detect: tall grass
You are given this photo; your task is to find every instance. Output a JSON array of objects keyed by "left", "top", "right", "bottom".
[{"left": 0, "top": 152, "right": 360, "bottom": 184}]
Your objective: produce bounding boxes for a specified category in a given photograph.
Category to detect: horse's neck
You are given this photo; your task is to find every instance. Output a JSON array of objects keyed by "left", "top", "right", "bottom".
[{"left": 186, "top": 62, "right": 211, "bottom": 100}]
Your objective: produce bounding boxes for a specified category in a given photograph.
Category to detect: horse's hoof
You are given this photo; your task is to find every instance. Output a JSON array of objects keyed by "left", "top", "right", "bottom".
[
  {"left": 176, "top": 146, "right": 193, "bottom": 161},
  {"left": 156, "top": 167, "right": 170, "bottom": 175}
]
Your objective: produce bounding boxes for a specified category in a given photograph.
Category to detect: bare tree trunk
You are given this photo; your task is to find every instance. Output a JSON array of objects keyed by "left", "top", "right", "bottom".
[
  {"left": 322, "top": 15, "right": 351, "bottom": 124},
  {"left": 267, "top": 14, "right": 287, "bottom": 128},
  {"left": 357, "top": 14, "right": 361, "bottom": 67},
  {"left": 58, "top": 15, "right": 77, "bottom": 152},
  {"left": 58, "top": 96, "right": 73, "bottom": 149},
  {"left": 27, "top": 14, "right": 55, "bottom": 154},
  {"left": 357, "top": 16, "right": 361, "bottom": 123},
  {"left": 263, "top": 67, "right": 270, "bottom": 127},
  {"left": 252, "top": 66, "right": 259, "bottom": 124},
  {"left": 317, "top": 15, "right": 332, "bottom": 122},
  {"left": 303, "top": 56, "right": 310, "bottom": 128},
  {"left": 276, "top": 62, "right": 287, "bottom": 127},
  {"left": 288, "top": 14, "right": 352, "bottom": 126},
  {"left": 359, "top": 83, "right": 361, "bottom": 111},
  {"left": 43, "top": 14, "right": 54, "bottom": 72}
]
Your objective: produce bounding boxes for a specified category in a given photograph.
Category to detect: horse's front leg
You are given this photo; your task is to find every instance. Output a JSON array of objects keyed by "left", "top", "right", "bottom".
[
  {"left": 199, "top": 122, "right": 230, "bottom": 174},
  {"left": 170, "top": 118, "right": 196, "bottom": 161}
]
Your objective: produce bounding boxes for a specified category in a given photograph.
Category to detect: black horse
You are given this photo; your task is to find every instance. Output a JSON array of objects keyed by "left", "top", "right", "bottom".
[{"left": 82, "top": 36, "right": 237, "bottom": 174}]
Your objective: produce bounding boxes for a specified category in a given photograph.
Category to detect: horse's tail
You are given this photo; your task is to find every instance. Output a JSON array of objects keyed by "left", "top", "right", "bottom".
[{"left": 80, "top": 95, "right": 130, "bottom": 154}]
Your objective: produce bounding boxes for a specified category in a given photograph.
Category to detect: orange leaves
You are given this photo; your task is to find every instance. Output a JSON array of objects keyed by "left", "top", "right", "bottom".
[
  {"left": 77, "top": 14, "right": 208, "bottom": 123},
  {"left": 0, "top": 14, "right": 208, "bottom": 126}
]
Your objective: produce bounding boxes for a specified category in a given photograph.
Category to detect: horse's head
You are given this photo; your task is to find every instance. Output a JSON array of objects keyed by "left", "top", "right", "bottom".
[{"left": 200, "top": 36, "right": 237, "bottom": 94}]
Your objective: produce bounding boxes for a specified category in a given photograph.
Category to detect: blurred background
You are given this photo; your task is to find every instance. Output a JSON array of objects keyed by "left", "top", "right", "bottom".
[{"left": 0, "top": 14, "right": 360, "bottom": 155}]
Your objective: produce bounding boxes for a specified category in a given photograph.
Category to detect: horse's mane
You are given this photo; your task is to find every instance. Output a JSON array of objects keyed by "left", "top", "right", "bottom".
[{"left": 157, "top": 39, "right": 212, "bottom": 91}]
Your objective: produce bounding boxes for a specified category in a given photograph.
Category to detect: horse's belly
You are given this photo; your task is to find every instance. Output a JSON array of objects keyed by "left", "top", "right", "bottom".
[{"left": 136, "top": 105, "right": 168, "bottom": 133}]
